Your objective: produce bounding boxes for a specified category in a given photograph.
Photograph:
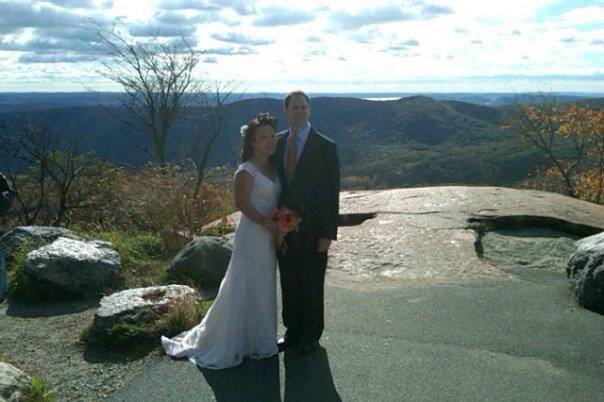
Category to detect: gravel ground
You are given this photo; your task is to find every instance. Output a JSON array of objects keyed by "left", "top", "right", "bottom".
[{"left": 0, "top": 297, "right": 162, "bottom": 402}]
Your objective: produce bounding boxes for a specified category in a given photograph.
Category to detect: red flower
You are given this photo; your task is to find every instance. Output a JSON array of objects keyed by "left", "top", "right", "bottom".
[
  {"left": 268, "top": 206, "right": 301, "bottom": 252},
  {"left": 270, "top": 206, "right": 301, "bottom": 232}
]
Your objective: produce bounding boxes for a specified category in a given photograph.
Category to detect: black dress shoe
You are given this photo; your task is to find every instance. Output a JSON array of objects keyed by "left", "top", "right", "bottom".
[{"left": 299, "top": 339, "right": 320, "bottom": 356}]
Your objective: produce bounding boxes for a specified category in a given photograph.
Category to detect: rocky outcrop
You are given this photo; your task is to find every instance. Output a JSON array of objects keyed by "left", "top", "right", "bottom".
[
  {"left": 329, "top": 187, "right": 604, "bottom": 286},
  {"left": 167, "top": 236, "right": 232, "bottom": 288},
  {"left": 0, "top": 226, "right": 80, "bottom": 255},
  {"left": 26, "top": 237, "right": 120, "bottom": 298},
  {"left": 567, "top": 232, "right": 604, "bottom": 314},
  {"left": 0, "top": 362, "right": 31, "bottom": 402},
  {"left": 89, "top": 285, "right": 201, "bottom": 344}
]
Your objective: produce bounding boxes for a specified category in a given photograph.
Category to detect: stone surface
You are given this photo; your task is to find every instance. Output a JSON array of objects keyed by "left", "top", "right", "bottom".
[
  {"left": 0, "top": 226, "right": 80, "bottom": 255},
  {"left": 481, "top": 228, "right": 581, "bottom": 272},
  {"left": 0, "top": 362, "right": 30, "bottom": 402},
  {"left": 167, "top": 236, "right": 232, "bottom": 288},
  {"left": 26, "top": 237, "right": 121, "bottom": 297},
  {"left": 567, "top": 232, "right": 604, "bottom": 314},
  {"left": 91, "top": 285, "right": 201, "bottom": 336},
  {"left": 328, "top": 186, "right": 604, "bottom": 287}
]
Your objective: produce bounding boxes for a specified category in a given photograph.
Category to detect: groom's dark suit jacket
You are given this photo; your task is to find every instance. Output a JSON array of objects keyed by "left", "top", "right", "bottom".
[{"left": 273, "top": 128, "right": 340, "bottom": 252}]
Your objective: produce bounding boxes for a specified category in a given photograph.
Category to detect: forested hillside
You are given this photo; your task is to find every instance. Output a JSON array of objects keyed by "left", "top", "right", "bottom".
[{"left": 2, "top": 95, "right": 592, "bottom": 189}]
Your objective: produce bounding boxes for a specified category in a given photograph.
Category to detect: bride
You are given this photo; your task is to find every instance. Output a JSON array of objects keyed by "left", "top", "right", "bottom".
[{"left": 161, "top": 112, "right": 281, "bottom": 369}]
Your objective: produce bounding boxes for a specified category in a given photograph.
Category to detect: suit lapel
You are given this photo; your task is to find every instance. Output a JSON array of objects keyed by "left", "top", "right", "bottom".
[{"left": 275, "top": 132, "right": 288, "bottom": 187}]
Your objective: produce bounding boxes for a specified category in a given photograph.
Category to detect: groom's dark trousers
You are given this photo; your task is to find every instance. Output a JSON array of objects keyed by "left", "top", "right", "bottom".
[{"left": 274, "top": 128, "right": 340, "bottom": 345}]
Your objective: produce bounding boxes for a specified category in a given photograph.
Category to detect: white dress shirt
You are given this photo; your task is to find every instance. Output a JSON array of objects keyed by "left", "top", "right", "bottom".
[{"left": 283, "top": 121, "right": 311, "bottom": 169}]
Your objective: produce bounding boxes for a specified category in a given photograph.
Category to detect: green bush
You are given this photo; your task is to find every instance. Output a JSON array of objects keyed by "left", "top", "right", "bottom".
[
  {"left": 23, "top": 377, "right": 54, "bottom": 402},
  {"left": 6, "top": 242, "right": 78, "bottom": 303},
  {"left": 0, "top": 357, "right": 54, "bottom": 402},
  {"left": 76, "top": 230, "right": 171, "bottom": 291}
]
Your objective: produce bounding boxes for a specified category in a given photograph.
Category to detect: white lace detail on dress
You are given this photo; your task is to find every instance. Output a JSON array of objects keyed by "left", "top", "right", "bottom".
[{"left": 161, "top": 160, "right": 281, "bottom": 370}]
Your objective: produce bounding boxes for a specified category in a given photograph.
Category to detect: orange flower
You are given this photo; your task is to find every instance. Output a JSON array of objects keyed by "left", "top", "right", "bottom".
[{"left": 269, "top": 206, "right": 301, "bottom": 252}]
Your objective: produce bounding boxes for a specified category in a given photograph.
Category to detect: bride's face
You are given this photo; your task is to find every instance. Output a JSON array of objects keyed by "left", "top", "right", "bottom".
[{"left": 252, "top": 125, "right": 277, "bottom": 157}]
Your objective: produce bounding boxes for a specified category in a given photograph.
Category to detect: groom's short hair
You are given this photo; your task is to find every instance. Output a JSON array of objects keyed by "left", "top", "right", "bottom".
[{"left": 284, "top": 90, "right": 310, "bottom": 109}]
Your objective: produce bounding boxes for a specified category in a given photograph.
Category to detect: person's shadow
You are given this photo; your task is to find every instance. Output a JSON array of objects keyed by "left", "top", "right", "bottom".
[
  {"left": 284, "top": 347, "right": 342, "bottom": 402},
  {"left": 200, "top": 355, "right": 281, "bottom": 402}
]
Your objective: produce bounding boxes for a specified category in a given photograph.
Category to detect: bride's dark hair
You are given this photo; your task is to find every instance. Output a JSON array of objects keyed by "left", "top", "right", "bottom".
[{"left": 240, "top": 112, "right": 278, "bottom": 162}]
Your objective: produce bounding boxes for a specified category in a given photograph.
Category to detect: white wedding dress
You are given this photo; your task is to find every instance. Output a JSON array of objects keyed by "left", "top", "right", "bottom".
[{"left": 161, "top": 161, "right": 281, "bottom": 369}]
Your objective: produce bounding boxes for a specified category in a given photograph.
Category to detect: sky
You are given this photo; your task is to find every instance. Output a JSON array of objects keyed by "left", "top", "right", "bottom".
[{"left": 0, "top": 0, "right": 602, "bottom": 93}]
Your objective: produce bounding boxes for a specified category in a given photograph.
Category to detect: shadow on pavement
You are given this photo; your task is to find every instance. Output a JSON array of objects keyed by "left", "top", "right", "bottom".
[
  {"left": 83, "top": 340, "right": 159, "bottom": 364},
  {"left": 284, "top": 347, "right": 342, "bottom": 402},
  {"left": 198, "top": 348, "right": 341, "bottom": 401},
  {"left": 200, "top": 355, "right": 281, "bottom": 402}
]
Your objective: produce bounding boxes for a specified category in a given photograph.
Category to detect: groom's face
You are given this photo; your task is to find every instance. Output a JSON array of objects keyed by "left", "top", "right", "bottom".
[{"left": 285, "top": 95, "right": 310, "bottom": 129}]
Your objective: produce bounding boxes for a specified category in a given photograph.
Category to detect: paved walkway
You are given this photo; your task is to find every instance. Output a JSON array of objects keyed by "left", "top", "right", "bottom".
[{"left": 107, "top": 274, "right": 604, "bottom": 402}]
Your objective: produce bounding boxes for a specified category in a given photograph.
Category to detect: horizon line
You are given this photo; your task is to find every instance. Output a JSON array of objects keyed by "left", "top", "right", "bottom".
[{"left": 0, "top": 90, "right": 603, "bottom": 95}]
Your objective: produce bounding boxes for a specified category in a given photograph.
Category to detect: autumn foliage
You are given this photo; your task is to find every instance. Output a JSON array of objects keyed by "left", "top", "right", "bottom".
[
  {"left": 1, "top": 162, "right": 234, "bottom": 251},
  {"left": 507, "top": 99, "right": 604, "bottom": 204}
]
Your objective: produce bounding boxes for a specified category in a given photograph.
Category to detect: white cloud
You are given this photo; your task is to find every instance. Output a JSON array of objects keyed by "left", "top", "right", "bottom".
[
  {"left": 555, "top": 5, "right": 604, "bottom": 26},
  {"left": 211, "top": 32, "right": 274, "bottom": 46},
  {"left": 0, "top": 0, "right": 601, "bottom": 92},
  {"left": 329, "top": 5, "right": 418, "bottom": 30},
  {"left": 158, "top": 0, "right": 256, "bottom": 16},
  {"left": 203, "top": 46, "right": 257, "bottom": 55},
  {"left": 130, "top": 23, "right": 197, "bottom": 38},
  {"left": 19, "top": 53, "right": 100, "bottom": 63},
  {"left": 44, "top": 0, "right": 114, "bottom": 9},
  {"left": 253, "top": 6, "right": 315, "bottom": 26}
]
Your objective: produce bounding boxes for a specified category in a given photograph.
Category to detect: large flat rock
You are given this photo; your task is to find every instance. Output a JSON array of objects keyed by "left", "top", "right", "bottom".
[{"left": 329, "top": 186, "right": 604, "bottom": 287}]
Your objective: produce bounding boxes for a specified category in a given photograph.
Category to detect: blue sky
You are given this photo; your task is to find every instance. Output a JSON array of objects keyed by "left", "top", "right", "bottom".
[{"left": 0, "top": 0, "right": 602, "bottom": 92}]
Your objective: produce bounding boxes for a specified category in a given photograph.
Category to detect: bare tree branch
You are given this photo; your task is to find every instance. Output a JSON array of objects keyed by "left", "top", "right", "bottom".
[
  {"left": 93, "top": 22, "right": 203, "bottom": 167},
  {"left": 190, "top": 80, "right": 242, "bottom": 197}
]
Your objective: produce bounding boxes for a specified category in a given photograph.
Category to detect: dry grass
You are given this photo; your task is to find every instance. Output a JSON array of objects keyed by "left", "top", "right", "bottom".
[{"left": 81, "top": 297, "right": 213, "bottom": 348}]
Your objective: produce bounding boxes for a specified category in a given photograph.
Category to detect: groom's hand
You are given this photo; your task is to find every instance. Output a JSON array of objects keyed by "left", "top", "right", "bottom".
[{"left": 317, "top": 238, "right": 332, "bottom": 253}]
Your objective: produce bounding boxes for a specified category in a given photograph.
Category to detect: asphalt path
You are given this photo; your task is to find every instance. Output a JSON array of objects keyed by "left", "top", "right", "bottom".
[{"left": 107, "top": 275, "right": 604, "bottom": 402}]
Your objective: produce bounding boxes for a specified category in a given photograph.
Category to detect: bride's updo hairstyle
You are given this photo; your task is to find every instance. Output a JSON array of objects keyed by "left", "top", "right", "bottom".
[{"left": 240, "top": 112, "right": 277, "bottom": 162}]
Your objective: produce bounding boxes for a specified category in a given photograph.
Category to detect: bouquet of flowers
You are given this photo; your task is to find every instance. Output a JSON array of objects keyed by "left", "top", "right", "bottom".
[{"left": 269, "top": 206, "right": 301, "bottom": 252}]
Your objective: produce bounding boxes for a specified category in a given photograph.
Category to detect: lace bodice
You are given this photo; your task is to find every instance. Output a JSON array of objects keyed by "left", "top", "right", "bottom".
[{"left": 234, "top": 161, "right": 281, "bottom": 215}]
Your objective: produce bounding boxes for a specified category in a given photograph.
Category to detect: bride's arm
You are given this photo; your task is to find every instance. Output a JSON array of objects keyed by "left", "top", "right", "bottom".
[{"left": 234, "top": 170, "right": 273, "bottom": 229}]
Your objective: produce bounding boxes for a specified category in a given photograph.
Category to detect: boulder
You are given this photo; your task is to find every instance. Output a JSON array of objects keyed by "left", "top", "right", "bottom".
[
  {"left": 26, "top": 237, "right": 120, "bottom": 298},
  {"left": 0, "top": 226, "right": 80, "bottom": 256},
  {"left": 90, "top": 285, "right": 201, "bottom": 341},
  {"left": 0, "top": 362, "right": 31, "bottom": 402},
  {"left": 167, "top": 236, "right": 232, "bottom": 288},
  {"left": 567, "top": 232, "right": 604, "bottom": 314}
]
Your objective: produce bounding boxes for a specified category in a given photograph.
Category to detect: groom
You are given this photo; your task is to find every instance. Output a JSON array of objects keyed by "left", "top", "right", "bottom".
[{"left": 274, "top": 90, "right": 340, "bottom": 356}]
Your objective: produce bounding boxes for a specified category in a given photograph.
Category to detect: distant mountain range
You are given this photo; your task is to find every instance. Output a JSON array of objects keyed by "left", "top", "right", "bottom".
[
  {"left": 0, "top": 91, "right": 602, "bottom": 113},
  {"left": 1, "top": 93, "right": 601, "bottom": 189}
]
